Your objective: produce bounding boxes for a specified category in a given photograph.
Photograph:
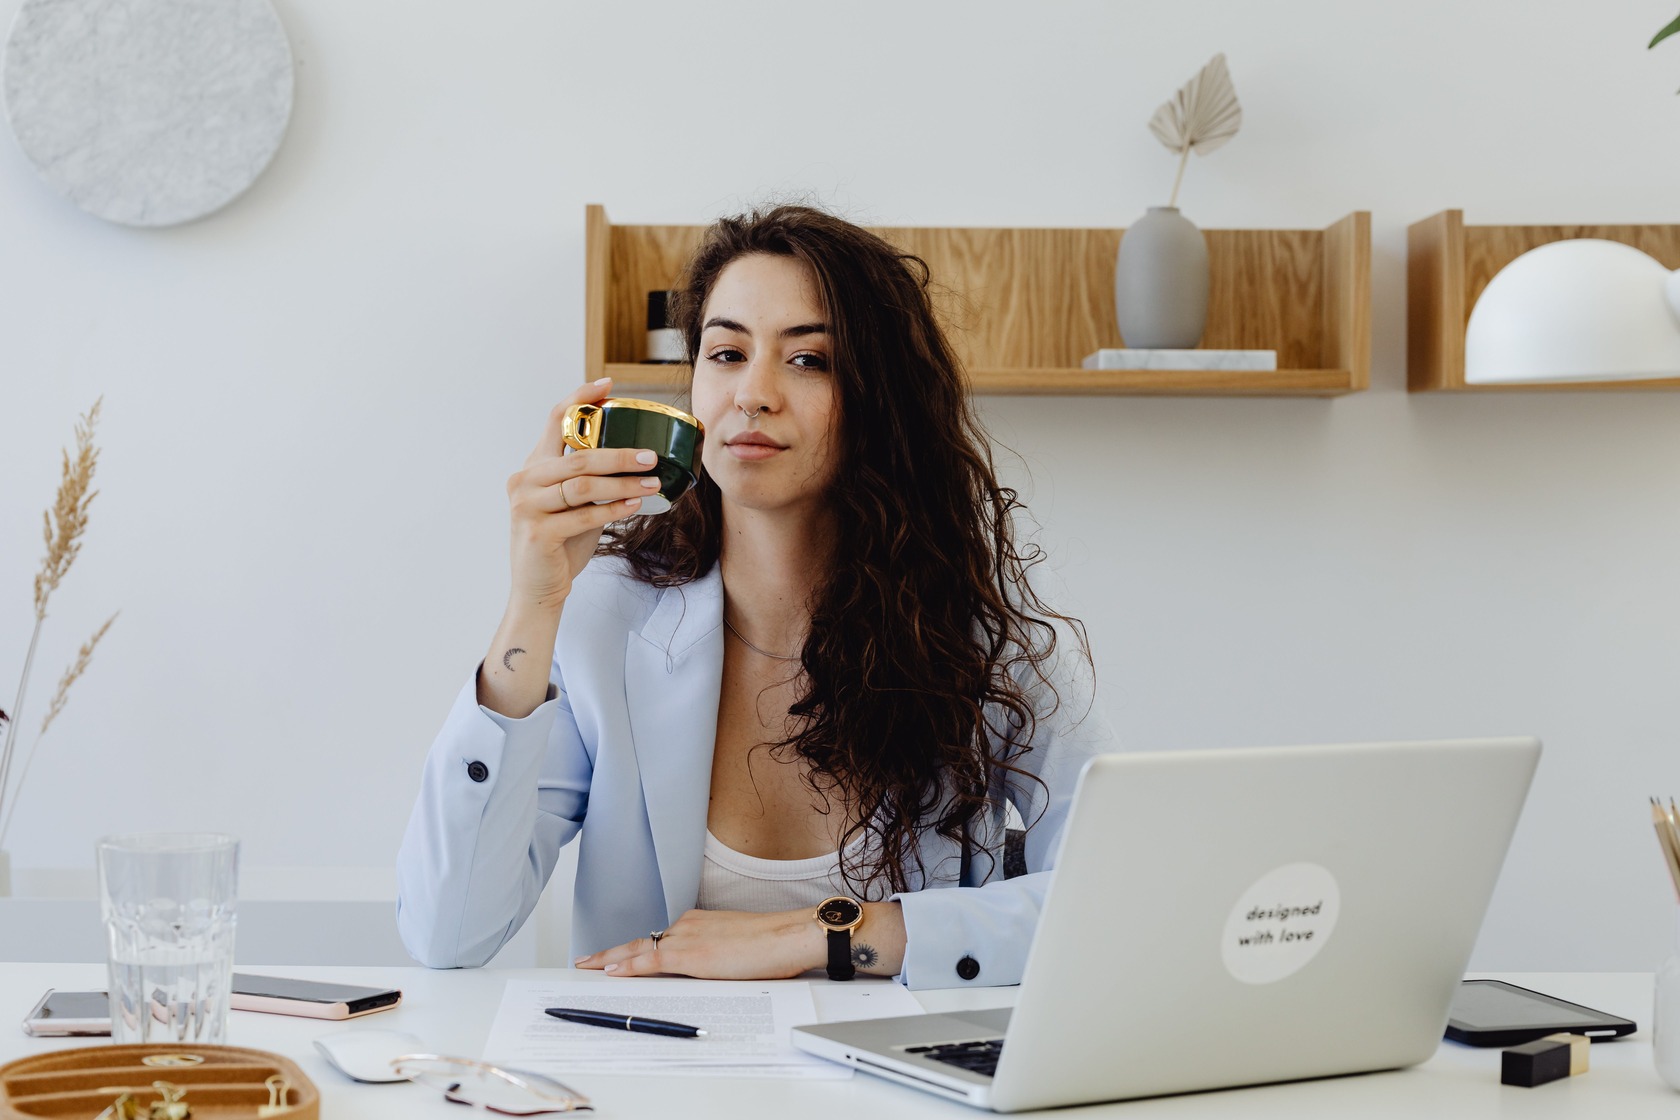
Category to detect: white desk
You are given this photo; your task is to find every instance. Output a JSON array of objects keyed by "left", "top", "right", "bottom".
[{"left": 1, "top": 965, "right": 1673, "bottom": 1117}]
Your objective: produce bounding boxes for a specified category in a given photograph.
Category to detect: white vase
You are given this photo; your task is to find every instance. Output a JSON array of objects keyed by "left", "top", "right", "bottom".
[
  {"left": 1115, "top": 206, "right": 1210, "bottom": 350},
  {"left": 1657, "top": 913, "right": 1680, "bottom": 1092}
]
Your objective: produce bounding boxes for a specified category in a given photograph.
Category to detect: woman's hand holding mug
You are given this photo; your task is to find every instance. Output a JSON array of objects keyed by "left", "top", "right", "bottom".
[
  {"left": 479, "top": 377, "right": 659, "bottom": 718},
  {"left": 505, "top": 377, "right": 662, "bottom": 611}
]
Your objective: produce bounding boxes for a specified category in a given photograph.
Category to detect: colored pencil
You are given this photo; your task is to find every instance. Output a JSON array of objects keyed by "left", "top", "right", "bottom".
[{"left": 1652, "top": 798, "right": 1680, "bottom": 902}]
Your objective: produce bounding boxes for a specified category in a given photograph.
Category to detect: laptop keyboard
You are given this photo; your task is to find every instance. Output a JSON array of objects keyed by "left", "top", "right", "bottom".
[{"left": 906, "top": 1038, "right": 1005, "bottom": 1077}]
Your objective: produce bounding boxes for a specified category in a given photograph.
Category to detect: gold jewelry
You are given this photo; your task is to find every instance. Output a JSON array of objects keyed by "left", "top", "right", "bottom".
[
  {"left": 95, "top": 1082, "right": 191, "bottom": 1120},
  {"left": 94, "top": 1095, "right": 139, "bottom": 1120},
  {"left": 557, "top": 479, "right": 572, "bottom": 509},
  {"left": 149, "top": 1082, "right": 191, "bottom": 1120},
  {"left": 723, "top": 615, "right": 800, "bottom": 661},
  {"left": 258, "top": 1075, "right": 293, "bottom": 1118},
  {"left": 95, "top": 1081, "right": 194, "bottom": 1114}
]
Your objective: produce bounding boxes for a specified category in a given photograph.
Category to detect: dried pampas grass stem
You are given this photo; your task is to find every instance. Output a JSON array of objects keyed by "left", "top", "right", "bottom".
[
  {"left": 0, "top": 613, "right": 117, "bottom": 847},
  {"left": 33, "top": 399, "right": 101, "bottom": 619},
  {"left": 38, "top": 613, "right": 118, "bottom": 739},
  {"left": 0, "top": 399, "right": 116, "bottom": 847}
]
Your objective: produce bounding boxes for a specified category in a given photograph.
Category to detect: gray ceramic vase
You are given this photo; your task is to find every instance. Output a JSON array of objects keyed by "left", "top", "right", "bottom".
[{"left": 1115, "top": 206, "right": 1210, "bottom": 349}]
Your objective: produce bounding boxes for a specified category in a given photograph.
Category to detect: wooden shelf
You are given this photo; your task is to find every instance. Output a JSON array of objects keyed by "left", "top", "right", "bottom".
[
  {"left": 602, "top": 362, "right": 1357, "bottom": 397},
  {"left": 1407, "top": 210, "right": 1680, "bottom": 392},
  {"left": 587, "top": 205, "right": 1370, "bottom": 398}
]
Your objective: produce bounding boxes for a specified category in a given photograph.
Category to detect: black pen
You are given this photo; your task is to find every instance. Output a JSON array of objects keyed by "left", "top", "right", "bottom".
[{"left": 545, "top": 1007, "right": 707, "bottom": 1038}]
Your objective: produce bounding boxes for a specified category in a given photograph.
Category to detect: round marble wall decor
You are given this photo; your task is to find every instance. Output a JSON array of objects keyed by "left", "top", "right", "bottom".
[{"left": 2, "top": 0, "right": 294, "bottom": 228}]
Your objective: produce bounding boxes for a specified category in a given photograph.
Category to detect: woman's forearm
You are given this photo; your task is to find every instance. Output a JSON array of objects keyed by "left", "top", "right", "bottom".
[
  {"left": 573, "top": 900, "right": 908, "bottom": 981},
  {"left": 476, "top": 599, "right": 563, "bottom": 718},
  {"left": 854, "top": 900, "right": 907, "bottom": 977}
]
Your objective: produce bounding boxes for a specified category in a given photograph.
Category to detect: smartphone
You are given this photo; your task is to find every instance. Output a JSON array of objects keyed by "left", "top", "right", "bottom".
[
  {"left": 1445, "top": 979, "right": 1637, "bottom": 1047},
  {"left": 22, "top": 990, "right": 112, "bottom": 1037},
  {"left": 230, "top": 973, "right": 402, "bottom": 1020}
]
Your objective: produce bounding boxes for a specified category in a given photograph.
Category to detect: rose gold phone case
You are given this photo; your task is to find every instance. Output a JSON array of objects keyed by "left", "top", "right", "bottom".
[{"left": 229, "top": 992, "right": 402, "bottom": 1020}]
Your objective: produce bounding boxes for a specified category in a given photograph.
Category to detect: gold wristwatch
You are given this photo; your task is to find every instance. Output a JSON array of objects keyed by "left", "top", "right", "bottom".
[{"left": 814, "top": 896, "right": 864, "bottom": 981}]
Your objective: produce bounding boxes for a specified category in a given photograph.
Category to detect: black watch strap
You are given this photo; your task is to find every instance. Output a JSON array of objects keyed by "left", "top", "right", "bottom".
[{"left": 826, "top": 927, "right": 856, "bottom": 981}]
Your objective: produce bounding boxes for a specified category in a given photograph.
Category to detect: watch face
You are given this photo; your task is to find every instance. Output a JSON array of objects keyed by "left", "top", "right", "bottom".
[{"left": 818, "top": 897, "right": 862, "bottom": 929}]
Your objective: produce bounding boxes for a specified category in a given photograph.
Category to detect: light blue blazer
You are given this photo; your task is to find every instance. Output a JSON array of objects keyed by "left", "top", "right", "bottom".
[{"left": 396, "top": 559, "right": 1114, "bottom": 990}]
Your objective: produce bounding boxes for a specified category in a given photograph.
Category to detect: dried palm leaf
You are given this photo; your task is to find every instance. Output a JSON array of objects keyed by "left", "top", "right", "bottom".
[{"left": 1147, "top": 53, "right": 1243, "bottom": 207}]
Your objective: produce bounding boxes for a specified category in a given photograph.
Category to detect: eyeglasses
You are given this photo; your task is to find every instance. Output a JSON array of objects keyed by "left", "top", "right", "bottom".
[{"left": 392, "top": 1055, "right": 593, "bottom": 1115}]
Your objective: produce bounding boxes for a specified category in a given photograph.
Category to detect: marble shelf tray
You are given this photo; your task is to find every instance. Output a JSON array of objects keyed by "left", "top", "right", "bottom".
[{"left": 1082, "top": 349, "right": 1279, "bottom": 371}]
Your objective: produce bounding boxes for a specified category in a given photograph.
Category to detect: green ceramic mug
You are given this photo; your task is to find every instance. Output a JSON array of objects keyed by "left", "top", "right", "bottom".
[{"left": 561, "top": 397, "right": 704, "bottom": 515}]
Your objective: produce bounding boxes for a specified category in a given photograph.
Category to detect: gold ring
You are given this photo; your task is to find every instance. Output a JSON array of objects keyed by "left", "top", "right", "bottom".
[{"left": 557, "top": 479, "right": 572, "bottom": 509}]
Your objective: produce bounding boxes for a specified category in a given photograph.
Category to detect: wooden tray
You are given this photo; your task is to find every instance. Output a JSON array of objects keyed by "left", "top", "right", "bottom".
[{"left": 0, "top": 1044, "right": 317, "bottom": 1119}]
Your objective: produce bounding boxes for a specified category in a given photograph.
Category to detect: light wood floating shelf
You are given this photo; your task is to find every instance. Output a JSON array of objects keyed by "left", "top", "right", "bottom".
[
  {"left": 1407, "top": 210, "right": 1680, "bottom": 392},
  {"left": 586, "top": 205, "right": 1371, "bottom": 398}
]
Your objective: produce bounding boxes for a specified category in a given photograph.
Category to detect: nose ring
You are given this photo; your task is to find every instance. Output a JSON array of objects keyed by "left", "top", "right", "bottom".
[{"left": 741, "top": 405, "right": 765, "bottom": 419}]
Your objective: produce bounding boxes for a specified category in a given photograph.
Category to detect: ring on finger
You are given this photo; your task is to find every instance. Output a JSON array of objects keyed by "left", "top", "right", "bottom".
[
  {"left": 650, "top": 929, "right": 666, "bottom": 945},
  {"left": 557, "top": 479, "right": 573, "bottom": 509}
]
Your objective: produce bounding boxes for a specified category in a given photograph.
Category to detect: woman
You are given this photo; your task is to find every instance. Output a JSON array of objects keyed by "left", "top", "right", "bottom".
[{"left": 396, "top": 205, "right": 1113, "bottom": 989}]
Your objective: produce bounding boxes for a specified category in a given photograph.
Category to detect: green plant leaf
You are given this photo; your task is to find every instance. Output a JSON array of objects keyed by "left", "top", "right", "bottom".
[{"left": 1651, "top": 12, "right": 1680, "bottom": 48}]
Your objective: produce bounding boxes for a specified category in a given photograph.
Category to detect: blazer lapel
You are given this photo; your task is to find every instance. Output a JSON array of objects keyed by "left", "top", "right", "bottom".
[{"left": 623, "top": 567, "right": 724, "bottom": 924}]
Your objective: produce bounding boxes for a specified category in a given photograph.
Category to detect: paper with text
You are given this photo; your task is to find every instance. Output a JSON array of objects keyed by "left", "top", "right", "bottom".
[{"left": 483, "top": 977, "right": 917, "bottom": 1079}]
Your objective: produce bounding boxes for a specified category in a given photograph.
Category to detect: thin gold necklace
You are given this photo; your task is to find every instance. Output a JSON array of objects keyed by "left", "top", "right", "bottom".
[{"left": 723, "top": 615, "right": 801, "bottom": 661}]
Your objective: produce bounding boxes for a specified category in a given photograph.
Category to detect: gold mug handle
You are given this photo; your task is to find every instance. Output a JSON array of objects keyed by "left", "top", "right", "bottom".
[{"left": 561, "top": 403, "right": 602, "bottom": 450}]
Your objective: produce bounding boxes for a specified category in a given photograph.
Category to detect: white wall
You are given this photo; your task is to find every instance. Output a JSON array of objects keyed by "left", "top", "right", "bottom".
[{"left": 2, "top": 0, "right": 1677, "bottom": 970}]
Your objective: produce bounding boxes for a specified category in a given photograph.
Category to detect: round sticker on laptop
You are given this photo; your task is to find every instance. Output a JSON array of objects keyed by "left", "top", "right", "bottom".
[{"left": 1221, "top": 862, "right": 1341, "bottom": 985}]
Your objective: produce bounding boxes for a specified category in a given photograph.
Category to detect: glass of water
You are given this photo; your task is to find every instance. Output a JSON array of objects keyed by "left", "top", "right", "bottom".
[{"left": 96, "top": 833, "right": 239, "bottom": 1044}]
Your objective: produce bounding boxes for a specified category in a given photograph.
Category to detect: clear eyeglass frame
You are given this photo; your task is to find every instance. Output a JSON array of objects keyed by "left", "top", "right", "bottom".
[{"left": 391, "top": 1054, "right": 593, "bottom": 1115}]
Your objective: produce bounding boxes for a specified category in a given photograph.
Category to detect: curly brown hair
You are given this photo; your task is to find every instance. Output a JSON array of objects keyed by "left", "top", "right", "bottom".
[{"left": 601, "top": 205, "right": 1089, "bottom": 895}]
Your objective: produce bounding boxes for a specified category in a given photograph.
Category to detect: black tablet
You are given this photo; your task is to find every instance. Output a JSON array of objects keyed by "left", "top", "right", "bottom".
[{"left": 1445, "top": 979, "right": 1637, "bottom": 1047}]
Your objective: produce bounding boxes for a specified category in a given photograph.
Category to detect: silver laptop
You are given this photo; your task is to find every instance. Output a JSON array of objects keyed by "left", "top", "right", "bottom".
[{"left": 792, "top": 737, "right": 1541, "bottom": 1111}]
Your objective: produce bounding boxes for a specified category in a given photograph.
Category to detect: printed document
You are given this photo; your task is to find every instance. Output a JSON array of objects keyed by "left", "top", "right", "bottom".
[{"left": 483, "top": 976, "right": 921, "bottom": 1079}]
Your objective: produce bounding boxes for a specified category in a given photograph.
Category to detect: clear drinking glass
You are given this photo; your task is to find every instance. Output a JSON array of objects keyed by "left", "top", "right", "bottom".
[{"left": 96, "top": 832, "right": 239, "bottom": 1044}]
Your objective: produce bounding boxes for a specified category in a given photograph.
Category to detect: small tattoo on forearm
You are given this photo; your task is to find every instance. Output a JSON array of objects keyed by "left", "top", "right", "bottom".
[
  {"left": 502, "top": 648, "right": 526, "bottom": 671},
  {"left": 852, "top": 942, "right": 880, "bottom": 969}
]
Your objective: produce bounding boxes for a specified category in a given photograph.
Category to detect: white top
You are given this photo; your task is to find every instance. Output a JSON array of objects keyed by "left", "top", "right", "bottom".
[
  {"left": 396, "top": 559, "right": 1117, "bottom": 989},
  {"left": 696, "top": 830, "right": 864, "bottom": 912}
]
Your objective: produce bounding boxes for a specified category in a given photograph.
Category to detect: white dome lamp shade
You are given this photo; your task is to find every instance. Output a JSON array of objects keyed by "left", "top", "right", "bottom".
[{"left": 1464, "top": 239, "right": 1680, "bottom": 384}]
